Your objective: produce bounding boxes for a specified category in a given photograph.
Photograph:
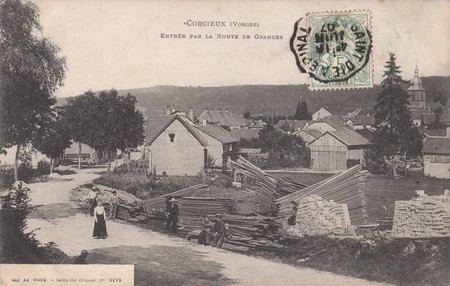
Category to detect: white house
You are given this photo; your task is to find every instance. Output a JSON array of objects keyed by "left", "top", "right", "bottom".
[{"left": 145, "top": 115, "right": 208, "bottom": 176}]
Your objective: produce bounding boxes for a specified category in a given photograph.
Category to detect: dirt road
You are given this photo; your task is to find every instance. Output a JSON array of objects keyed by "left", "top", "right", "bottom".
[{"left": 26, "top": 168, "right": 391, "bottom": 286}]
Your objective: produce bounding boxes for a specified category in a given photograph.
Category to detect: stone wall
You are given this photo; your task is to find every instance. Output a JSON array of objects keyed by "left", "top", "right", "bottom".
[
  {"left": 392, "top": 190, "right": 450, "bottom": 238},
  {"left": 286, "top": 195, "right": 352, "bottom": 237}
]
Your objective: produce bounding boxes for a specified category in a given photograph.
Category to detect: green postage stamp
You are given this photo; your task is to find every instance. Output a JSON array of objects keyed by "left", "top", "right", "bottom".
[{"left": 290, "top": 11, "right": 373, "bottom": 90}]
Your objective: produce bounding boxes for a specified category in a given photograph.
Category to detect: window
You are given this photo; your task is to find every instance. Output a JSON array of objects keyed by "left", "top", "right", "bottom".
[{"left": 168, "top": 133, "right": 175, "bottom": 142}]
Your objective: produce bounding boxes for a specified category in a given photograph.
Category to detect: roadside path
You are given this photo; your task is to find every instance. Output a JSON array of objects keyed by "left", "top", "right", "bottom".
[{"left": 27, "top": 168, "right": 391, "bottom": 286}]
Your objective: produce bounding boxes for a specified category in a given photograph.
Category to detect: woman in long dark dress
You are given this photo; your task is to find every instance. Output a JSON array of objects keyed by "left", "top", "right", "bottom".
[{"left": 93, "top": 199, "right": 108, "bottom": 239}]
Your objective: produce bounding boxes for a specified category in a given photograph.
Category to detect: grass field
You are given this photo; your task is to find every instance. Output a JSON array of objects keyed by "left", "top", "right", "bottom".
[{"left": 270, "top": 172, "right": 450, "bottom": 222}]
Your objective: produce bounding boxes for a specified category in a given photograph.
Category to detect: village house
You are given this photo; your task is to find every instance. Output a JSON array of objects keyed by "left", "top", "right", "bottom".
[
  {"left": 196, "top": 109, "right": 250, "bottom": 129},
  {"left": 307, "top": 117, "right": 370, "bottom": 170},
  {"left": 145, "top": 115, "right": 238, "bottom": 175},
  {"left": 312, "top": 107, "right": 332, "bottom": 121},
  {"left": 193, "top": 125, "right": 238, "bottom": 167},
  {"left": 422, "top": 136, "right": 450, "bottom": 179},
  {"left": 145, "top": 115, "right": 207, "bottom": 176},
  {"left": 63, "top": 140, "right": 96, "bottom": 163}
]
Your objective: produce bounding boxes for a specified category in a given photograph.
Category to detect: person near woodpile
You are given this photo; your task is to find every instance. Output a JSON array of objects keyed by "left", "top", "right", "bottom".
[
  {"left": 109, "top": 190, "right": 119, "bottom": 219},
  {"left": 165, "top": 198, "right": 179, "bottom": 233},
  {"left": 93, "top": 199, "right": 108, "bottom": 239},
  {"left": 198, "top": 216, "right": 214, "bottom": 245},
  {"left": 88, "top": 187, "right": 99, "bottom": 216},
  {"left": 212, "top": 214, "right": 226, "bottom": 248}
]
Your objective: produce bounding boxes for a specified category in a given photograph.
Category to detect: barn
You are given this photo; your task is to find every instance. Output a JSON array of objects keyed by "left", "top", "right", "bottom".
[
  {"left": 422, "top": 136, "right": 450, "bottom": 179},
  {"left": 309, "top": 129, "right": 370, "bottom": 170}
]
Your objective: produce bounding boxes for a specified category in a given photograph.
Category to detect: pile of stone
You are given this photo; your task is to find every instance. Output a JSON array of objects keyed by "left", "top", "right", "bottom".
[
  {"left": 392, "top": 190, "right": 450, "bottom": 238},
  {"left": 285, "top": 195, "right": 352, "bottom": 237}
]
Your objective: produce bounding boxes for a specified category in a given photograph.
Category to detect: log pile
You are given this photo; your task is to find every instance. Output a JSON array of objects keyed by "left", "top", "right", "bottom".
[
  {"left": 285, "top": 195, "right": 351, "bottom": 237},
  {"left": 392, "top": 190, "right": 450, "bottom": 238},
  {"left": 276, "top": 165, "right": 368, "bottom": 225}
]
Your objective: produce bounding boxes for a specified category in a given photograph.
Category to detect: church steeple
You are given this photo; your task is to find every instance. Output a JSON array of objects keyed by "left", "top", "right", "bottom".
[{"left": 406, "top": 66, "right": 426, "bottom": 109}]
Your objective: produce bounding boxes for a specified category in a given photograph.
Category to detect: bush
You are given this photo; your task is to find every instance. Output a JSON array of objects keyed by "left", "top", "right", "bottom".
[
  {"left": 17, "top": 161, "right": 36, "bottom": 182},
  {"left": 37, "top": 160, "right": 51, "bottom": 175},
  {"left": 93, "top": 172, "right": 202, "bottom": 199},
  {"left": 0, "top": 167, "right": 15, "bottom": 188},
  {"left": 0, "top": 183, "right": 40, "bottom": 262}
]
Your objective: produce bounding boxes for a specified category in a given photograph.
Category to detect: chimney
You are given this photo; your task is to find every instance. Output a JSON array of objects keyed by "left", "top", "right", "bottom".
[
  {"left": 188, "top": 108, "right": 194, "bottom": 122},
  {"left": 202, "top": 116, "right": 207, "bottom": 125},
  {"left": 171, "top": 105, "right": 175, "bottom": 114}
]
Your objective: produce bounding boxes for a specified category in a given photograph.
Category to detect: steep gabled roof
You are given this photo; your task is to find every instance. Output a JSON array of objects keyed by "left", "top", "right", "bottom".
[
  {"left": 297, "top": 129, "right": 323, "bottom": 139},
  {"left": 424, "top": 129, "right": 446, "bottom": 137},
  {"left": 310, "top": 128, "right": 370, "bottom": 147},
  {"left": 145, "top": 115, "right": 207, "bottom": 147},
  {"left": 197, "top": 109, "right": 250, "bottom": 128},
  {"left": 422, "top": 136, "right": 450, "bottom": 155},
  {"left": 230, "top": 128, "right": 260, "bottom": 140},
  {"left": 194, "top": 125, "right": 239, "bottom": 144}
]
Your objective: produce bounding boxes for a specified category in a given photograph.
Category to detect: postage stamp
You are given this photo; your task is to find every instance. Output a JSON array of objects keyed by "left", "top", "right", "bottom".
[{"left": 290, "top": 11, "right": 373, "bottom": 90}]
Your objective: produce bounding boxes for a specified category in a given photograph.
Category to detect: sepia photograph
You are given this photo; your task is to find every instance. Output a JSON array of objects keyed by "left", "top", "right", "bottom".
[{"left": 0, "top": 0, "right": 449, "bottom": 285}]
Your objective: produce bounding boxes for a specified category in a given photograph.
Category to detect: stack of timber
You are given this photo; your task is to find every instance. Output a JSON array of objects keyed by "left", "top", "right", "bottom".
[
  {"left": 178, "top": 197, "right": 234, "bottom": 232},
  {"left": 231, "top": 157, "right": 279, "bottom": 214},
  {"left": 143, "top": 184, "right": 208, "bottom": 214},
  {"left": 391, "top": 190, "right": 450, "bottom": 238},
  {"left": 276, "top": 165, "right": 368, "bottom": 225}
]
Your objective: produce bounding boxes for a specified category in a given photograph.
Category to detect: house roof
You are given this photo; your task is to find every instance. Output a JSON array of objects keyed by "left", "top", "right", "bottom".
[
  {"left": 422, "top": 113, "right": 435, "bottom": 125},
  {"left": 356, "top": 128, "right": 375, "bottom": 142},
  {"left": 352, "top": 115, "right": 375, "bottom": 126},
  {"left": 230, "top": 128, "right": 260, "bottom": 140},
  {"left": 275, "top": 119, "right": 310, "bottom": 132},
  {"left": 310, "top": 127, "right": 370, "bottom": 147},
  {"left": 194, "top": 125, "right": 239, "bottom": 144},
  {"left": 145, "top": 115, "right": 207, "bottom": 147},
  {"left": 298, "top": 129, "right": 323, "bottom": 138},
  {"left": 422, "top": 136, "right": 450, "bottom": 155},
  {"left": 197, "top": 109, "right": 250, "bottom": 128}
]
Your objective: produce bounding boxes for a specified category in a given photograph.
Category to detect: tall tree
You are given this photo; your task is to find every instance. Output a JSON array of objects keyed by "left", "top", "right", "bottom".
[
  {"left": 294, "top": 100, "right": 311, "bottom": 120},
  {"left": 64, "top": 91, "right": 100, "bottom": 169},
  {"left": 369, "top": 53, "right": 421, "bottom": 174},
  {"left": 33, "top": 108, "right": 72, "bottom": 173},
  {"left": 0, "top": 0, "right": 66, "bottom": 180},
  {"left": 65, "top": 90, "right": 145, "bottom": 172}
]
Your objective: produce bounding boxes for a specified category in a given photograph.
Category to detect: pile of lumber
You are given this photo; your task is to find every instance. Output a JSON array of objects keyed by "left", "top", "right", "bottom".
[
  {"left": 143, "top": 184, "right": 208, "bottom": 214},
  {"left": 392, "top": 191, "right": 450, "bottom": 238},
  {"left": 276, "top": 165, "right": 368, "bottom": 225},
  {"left": 231, "top": 157, "right": 279, "bottom": 214},
  {"left": 285, "top": 195, "right": 351, "bottom": 237},
  {"left": 178, "top": 197, "right": 234, "bottom": 232}
]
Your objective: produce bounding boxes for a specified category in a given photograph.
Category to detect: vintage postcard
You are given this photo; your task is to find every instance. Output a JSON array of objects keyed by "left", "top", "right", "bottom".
[{"left": 1, "top": 0, "right": 449, "bottom": 285}]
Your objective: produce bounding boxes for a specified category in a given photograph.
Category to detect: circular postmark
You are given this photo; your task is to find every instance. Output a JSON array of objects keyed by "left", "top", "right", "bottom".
[{"left": 291, "top": 12, "right": 372, "bottom": 85}]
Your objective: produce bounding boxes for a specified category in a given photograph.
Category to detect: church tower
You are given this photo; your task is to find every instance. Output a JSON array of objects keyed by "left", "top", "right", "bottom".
[{"left": 406, "top": 66, "right": 426, "bottom": 109}]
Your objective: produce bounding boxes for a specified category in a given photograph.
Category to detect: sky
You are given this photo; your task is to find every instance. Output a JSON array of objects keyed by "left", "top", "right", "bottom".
[{"left": 32, "top": 0, "right": 450, "bottom": 98}]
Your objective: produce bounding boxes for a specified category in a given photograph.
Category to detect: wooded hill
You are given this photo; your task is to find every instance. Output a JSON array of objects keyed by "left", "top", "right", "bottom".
[{"left": 57, "top": 76, "right": 450, "bottom": 117}]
